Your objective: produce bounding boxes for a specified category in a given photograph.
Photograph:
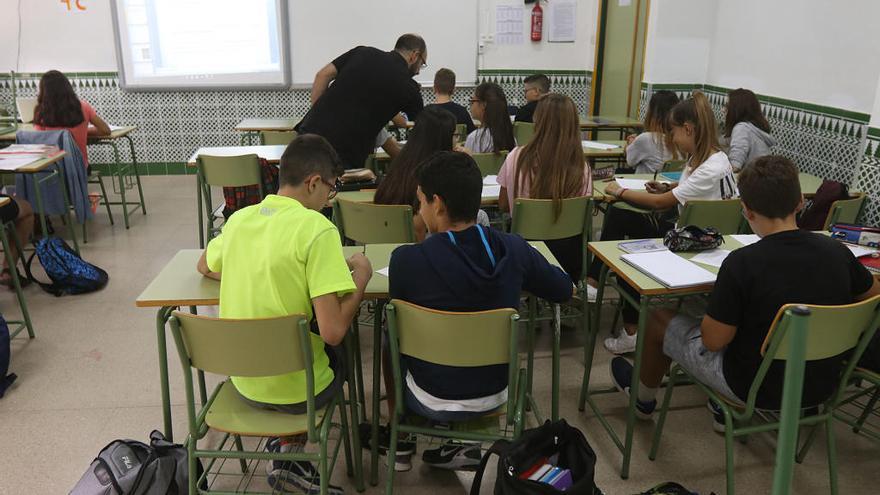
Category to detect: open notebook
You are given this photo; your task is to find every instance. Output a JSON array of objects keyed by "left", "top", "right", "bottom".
[{"left": 620, "top": 250, "right": 717, "bottom": 289}]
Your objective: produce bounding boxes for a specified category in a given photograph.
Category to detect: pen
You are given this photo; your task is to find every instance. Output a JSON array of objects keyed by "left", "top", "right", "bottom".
[{"left": 653, "top": 170, "right": 658, "bottom": 181}]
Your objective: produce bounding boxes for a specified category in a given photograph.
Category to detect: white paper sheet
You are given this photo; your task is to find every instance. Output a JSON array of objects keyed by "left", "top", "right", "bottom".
[
  {"left": 582, "top": 140, "right": 621, "bottom": 150},
  {"left": 0, "top": 156, "right": 39, "bottom": 171},
  {"left": 615, "top": 178, "right": 649, "bottom": 190},
  {"left": 845, "top": 244, "right": 878, "bottom": 258},
  {"left": 483, "top": 175, "right": 499, "bottom": 185},
  {"left": 621, "top": 251, "right": 717, "bottom": 288},
  {"left": 548, "top": 0, "right": 576, "bottom": 42},
  {"left": 731, "top": 234, "right": 761, "bottom": 246},
  {"left": 496, "top": 5, "right": 524, "bottom": 45},
  {"left": 690, "top": 249, "right": 731, "bottom": 268},
  {"left": 108, "top": 124, "right": 126, "bottom": 131},
  {"left": 482, "top": 184, "right": 502, "bottom": 198},
  {"left": 376, "top": 267, "right": 390, "bottom": 277}
]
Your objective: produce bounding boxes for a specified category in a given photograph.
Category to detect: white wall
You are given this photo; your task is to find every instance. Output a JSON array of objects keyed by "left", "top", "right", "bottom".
[
  {"left": 477, "top": 0, "right": 597, "bottom": 71},
  {"left": 872, "top": 73, "right": 880, "bottom": 127},
  {"left": 643, "top": 0, "right": 716, "bottom": 84},
  {"left": 0, "top": 0, "right": 596, "bottom": 76}
]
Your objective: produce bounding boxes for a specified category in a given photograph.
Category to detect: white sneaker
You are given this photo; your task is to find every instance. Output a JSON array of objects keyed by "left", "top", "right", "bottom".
[
  {"left": 604, "top": 330, "right": 637, "bottom": 354},
  {"left": 586, "top": 284, "right": 598, "bottom": 303}
]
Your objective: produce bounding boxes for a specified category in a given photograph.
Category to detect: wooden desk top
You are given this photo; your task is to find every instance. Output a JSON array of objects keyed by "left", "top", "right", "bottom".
[
  {"left": 0, "top": 150, "right": 68, "bottom": 174},
  {"left": 186, "top": 145, "right": 288, "bottom": 165},
  {"left": 581, "top": 115, "right": 645, "bottom": 130},
  {"left": 589, "top": 235, "right": 751, "bottom": 297},
  {"left": 234, "top": 118, "right": 298, "bottom": 132},
  {"left": 0, "top": 124, "right": 137, "bottom": 142},
  {"left": 372, "top": 141, "right": 625, "bottom": 161},
  {"left": 136, "top": 242, "right": 560, "bottom": 307}
]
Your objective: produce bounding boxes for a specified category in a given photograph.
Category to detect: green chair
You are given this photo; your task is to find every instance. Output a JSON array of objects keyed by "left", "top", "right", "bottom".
[
  {"left": 834, "top": 367, "right": 880, "bottom": 444},
  {"left": 454, "top": 123, "right": 466, "bottom": 145},
  {"left": 513, "top": 121, "right": 535, "bottom": 146},
  {"left": 649, "top": 296, "right": 880, "bottom": 495},
  {"left": 168, "top": 311, "right": 354, "bottom": 495},
  {"left": 384, "top": 300, "right": 526, "bottom": 495},
  {"left": 332, "top": 198, "right": 415, "bottom": 245},
  {"left": 678, "top": 199, "right": 746, "bottom": 234},
  {"left": 823, "top": 193, "right": 866, "bottom": 230},
  {"left": 0, "top": 209, "right": 33, "bottom": 340},
  {"left": 661, "top": 160, "right": 686, "bottom": 172},
  {"left": 260, "top": 130, "right": 297, "bottom": 146},
  {"left": 196, "top": 154, "right": 264, "bottom": 248},
  {"left": 472, "top": 151, "right": 508, "bottom": 177},
  {"left": 511, "top": 196, "right": 592, "bottom": 421}
]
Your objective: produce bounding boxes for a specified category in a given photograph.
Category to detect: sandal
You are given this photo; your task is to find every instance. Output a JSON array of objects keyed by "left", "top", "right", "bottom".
[{"left": 0, "top": 267, "right": 31, "bottom": 289}]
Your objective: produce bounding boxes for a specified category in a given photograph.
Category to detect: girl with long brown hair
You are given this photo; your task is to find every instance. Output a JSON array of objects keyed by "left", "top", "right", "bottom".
[
  {"left": 464, "top": 82, "right": 515, "bottom": 153},
  {"left": 497, "top": 93, "right": 592, "bottom": 281},
  {"left": 723, "top": 88, "right": 776, "bottom": 171},
  {"left": 625, "top": 90, "right": 681, "bottom": 173},
  {"left": 598, "top": 91, "right": 738, "bottom": 354}
]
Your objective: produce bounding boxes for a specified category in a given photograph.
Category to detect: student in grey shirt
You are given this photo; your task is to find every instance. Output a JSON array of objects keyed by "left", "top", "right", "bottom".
[
  {"left": 624, "top": 90, "right": 681, "bottom": 173},
  {"left": 723, "top": 88, "right": 776, "bottom": 171}
]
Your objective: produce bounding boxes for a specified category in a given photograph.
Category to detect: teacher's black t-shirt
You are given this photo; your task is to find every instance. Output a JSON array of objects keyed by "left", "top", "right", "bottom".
[
  {"left": 296, "top": 46, "right": 424, "bottom": 168},
  {"left": 706, "top": 230, "right": 874, "bottom": 409}
]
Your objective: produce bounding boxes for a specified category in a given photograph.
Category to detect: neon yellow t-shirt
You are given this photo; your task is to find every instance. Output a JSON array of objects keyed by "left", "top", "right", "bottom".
[{"left": 206, "top": 195, "right": 356, "bottom": 405}]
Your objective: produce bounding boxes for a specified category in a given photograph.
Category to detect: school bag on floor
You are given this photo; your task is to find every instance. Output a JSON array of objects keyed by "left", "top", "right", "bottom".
[
  {"left": 70, "top": 430, "right": 203, "bottom": 495},
  {"left": 797, "top": 179, "right": 848, "bottom": 231},
  {"left": 25, "top": 237, "right": 108, "bottom": 296},
  {"left": 470, "top": 419, "right": 601, "bottom": 495},
  {"left": 633, "top": 482, "right": 712, "bottom": 495},
  {"left": 0, "top": 315, "right": 17, "bottom": 398}
]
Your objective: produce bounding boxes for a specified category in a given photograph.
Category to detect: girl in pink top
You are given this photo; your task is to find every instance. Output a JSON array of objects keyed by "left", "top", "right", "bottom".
[
  {"left": 33, "top": 70, "right": 110, "bottom": 169},
  {"left": 497, "top": 93, "right": 593, "bottom": 281}
]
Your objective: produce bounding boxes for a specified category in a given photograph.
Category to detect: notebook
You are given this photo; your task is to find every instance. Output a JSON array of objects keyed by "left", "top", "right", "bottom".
[
  {"left": 581, "top": 140, "right": 621, "bottom": 150},
  {"left": 483, "top": 175, "right": 499, "bottom": 185},
  {"left": 482, "top": 184, "right": 501, "bottom": 198},
  {"left": 620, "top": 251, "right": 717, "bottom": 288},
  {"left": 660, "top": 171, "right": 682, "bottom": 181},
  {"left": 614, "top": 178, "right": 649, "bottom": 190},
  {"left": 618, "top": 239, "right": 666, "bottom": 254}
]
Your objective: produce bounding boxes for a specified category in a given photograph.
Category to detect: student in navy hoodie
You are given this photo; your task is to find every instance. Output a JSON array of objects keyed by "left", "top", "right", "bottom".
[{"left": 387, "top": 150, "right": 574, "bottom": 470}]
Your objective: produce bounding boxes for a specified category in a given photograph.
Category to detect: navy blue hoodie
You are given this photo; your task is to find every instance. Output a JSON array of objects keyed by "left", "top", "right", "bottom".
[{"left": 389, "top": 225, "right": 573, "bottom": 400}]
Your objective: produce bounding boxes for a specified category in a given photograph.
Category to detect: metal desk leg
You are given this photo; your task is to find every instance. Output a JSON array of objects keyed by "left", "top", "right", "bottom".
[
  {"left": 620, "top": 297, "right": 649, "bottom": 480},
  {"left": 156, "top": 306, "right": 175, "bottom": 440},
  {"left": 0, "top": 223, "right": 33, "bottom": 339},
  {"left": 370, "top": 300, "right": 386, "bottom": 486},
  {"left": 54, "top": 163, "right": 80, "bottom": 254},
  {"left": 196, "top": 172, "right": 205, "bottom": 249},
  {"left": 28, "top": 173, "right": 50, "bottom": 243},
  {"left": 124, "top": 135, "right": 147, "bottom": 215},
  {"left": 344, "top": 331, "right": 366, "bottom": 492},
  {"left": 579, "top": 264, "right": 608, "bottom": 411},
  {"left": 109, "top": 142, "right": 131, "bottom": 229}
]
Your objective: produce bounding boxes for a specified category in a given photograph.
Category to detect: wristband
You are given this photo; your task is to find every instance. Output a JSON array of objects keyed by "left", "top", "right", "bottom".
[{"left": 617, "top": 188, "right": 627, "bottom": 200}]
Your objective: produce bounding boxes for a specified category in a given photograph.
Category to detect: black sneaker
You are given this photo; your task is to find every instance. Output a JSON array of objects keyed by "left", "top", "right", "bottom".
[
  {"left": 707, "top": 399, "right": 726, "bottom": 433},
  {"left": 422, "top": 442, "right": 482, "bottom": 471},
  {"left": 357, "top": 423, "right": 415, "bottom": 472},
  {"left": 610, "top": 357, "right": 656, "bottom": 420},
  {"left": 265, "top": 438, "right": 344, "bottom": 495}
]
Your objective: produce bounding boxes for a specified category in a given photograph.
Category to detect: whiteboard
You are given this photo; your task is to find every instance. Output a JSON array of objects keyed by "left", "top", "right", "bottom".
[{"left": 289, "top": 0, "right": 478, "bottom": 86}]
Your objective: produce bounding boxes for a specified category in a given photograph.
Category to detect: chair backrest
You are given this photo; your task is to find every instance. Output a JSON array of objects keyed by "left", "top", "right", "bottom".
[
  {"left": 387, "top": 300, "right": 518, "bottom": 367},
  {"left": 260, "top": 130, "right": 297, "bottom": 146},
  {"left": 472, "top": 151, "right": 509, "bottom": 177},
  {"left": 15, "top": 97, "right": 37, "bottom": 123},
  {"left": 823, "top": 193, "right": 866, "bottom": 230},
  {"left": 678, "top": 199, "right": 744, "bottom": 235},
  {"left": 169, "top": 311, "right": 311, "bottom": 377},
  {"left": 454, "top": 123, "right": 466, "bottom": 144},
  {"left": 661, "top": 160, "right": 686, "bottom": 172},
  {"left": 197, "top": 154, "right": 263, "bottom": 188},
  {"left": 510, "top": 196, "right": 591, "bottom": 241},
  {"left": 513, "top": 121, "right": 535, "bottom": 146},
  {"left": 333, "top": 197, "right": 415, "bottom": 244}
]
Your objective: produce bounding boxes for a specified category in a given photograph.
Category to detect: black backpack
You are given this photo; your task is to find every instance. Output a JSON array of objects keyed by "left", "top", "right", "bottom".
[
  {"left": 470, "top": 419, "right": 601, "bottom": 495},
  {"left": 0, "top": 314, "right": 16, "bottom": 398},
  {"left": 70, "top": 430, "right": 204, "bottom": 495}
]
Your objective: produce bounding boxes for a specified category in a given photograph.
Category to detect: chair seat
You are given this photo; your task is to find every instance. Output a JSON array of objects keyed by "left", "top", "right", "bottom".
[{"left": 205, "top": 381, "right": 328, "bottom": 437}]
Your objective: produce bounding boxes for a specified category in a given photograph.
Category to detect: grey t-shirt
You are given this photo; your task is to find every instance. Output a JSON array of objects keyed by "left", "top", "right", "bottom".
[
  {"left": 625, "top": 132, "right": 672, "bottom": 174},
  {"left": 727, "top": 122, "right": 777, "bottom": 171},
  {"left": 465, "top": 128, "right": 495, "bottom": 153}
]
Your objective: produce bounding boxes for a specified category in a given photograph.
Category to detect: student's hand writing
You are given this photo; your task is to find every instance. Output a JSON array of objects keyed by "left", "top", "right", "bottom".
[
  {"left": 646, "top": 181, "right": 671, "bottom": 194},
  {"left": 604, "top": 182, "right": 622, "bottom": 198},
  {"left": 347, "top": 253, "right": 373, "bottom": 287},
  {"left": 625, "top": 133, "right": 637, "bottom": 145}
]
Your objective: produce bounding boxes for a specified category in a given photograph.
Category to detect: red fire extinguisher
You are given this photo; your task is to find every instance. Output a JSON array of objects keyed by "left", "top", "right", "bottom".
[{"left": 530, "top": 2, "right": 543, "bottom": 41}]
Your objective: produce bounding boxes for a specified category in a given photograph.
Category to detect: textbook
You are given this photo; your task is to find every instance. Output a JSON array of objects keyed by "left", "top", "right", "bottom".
[
  {"left": 660, "top": 171, "right": 682, "bottom": 181},
  {"left": 621, "top": 250, "right": 717, "bottom": 288},
  {"left": 618, "top": 239, "right": 667, "bottom": 254}
]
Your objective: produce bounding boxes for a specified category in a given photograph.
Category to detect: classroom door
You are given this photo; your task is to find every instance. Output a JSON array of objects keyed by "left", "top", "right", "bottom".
[{"left": 590, "top": 0, "right": 649, "bottom": 120}]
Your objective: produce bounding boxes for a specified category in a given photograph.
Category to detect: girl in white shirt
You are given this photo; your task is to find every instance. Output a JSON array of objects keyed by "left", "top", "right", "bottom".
[
  {"left": 597, "top": 92, "right": 738, "bottom": 353},
  {"left": 464, "top": 82, "right": 515, "bottom": 153}
]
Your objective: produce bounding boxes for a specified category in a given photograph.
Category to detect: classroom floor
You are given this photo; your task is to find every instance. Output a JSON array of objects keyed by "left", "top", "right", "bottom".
[{"left": 0, "top": 175, "right": 876, "bottom": 495}]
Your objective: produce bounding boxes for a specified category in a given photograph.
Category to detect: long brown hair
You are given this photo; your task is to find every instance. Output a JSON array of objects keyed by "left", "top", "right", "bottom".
[
  {"left": 669, "top": 91, "right": 719, "bottom": 168},
  {"left": 513, "top": 93, "right": 588, "bottom": 219},
  {"left": 644, "top": 90, "right": 680, "bottom": 159},
  {"left": 374, "top": 106, "right": 456, "bottom": 208},
  {"left": 473, "top": 82, "right": 515, "bottom": 152},
  {"left": 33, "top": 70, "right": 84, "bottom": 128},
  {"left": 724, "top": 88, "right": 770, "bottom": 137}
]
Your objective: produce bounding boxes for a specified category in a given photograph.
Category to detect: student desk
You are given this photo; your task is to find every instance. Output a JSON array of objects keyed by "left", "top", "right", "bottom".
[
  {"left": 581, "top": 115, "right": 645, "bottom": 138},
  {"left": 0, "top": 196, "right": 34, "bottom": 341},
  {"left": 87, "top": 126, "right": 146, "bottom": 229},
  {"left": 234, "top": 118, "right": 299, "bottom": 145},
  {"left": 580, "top": 235, "right": 750, "bottom": 479},
  {"left": 370, "top": 141, "right": 626, "bottom": 162},
  {"left": 0, "top": 151, "right": 80, "bottom": 254},
  {"left": 334, "top": 188, "right": 501, "bottom": 206}
]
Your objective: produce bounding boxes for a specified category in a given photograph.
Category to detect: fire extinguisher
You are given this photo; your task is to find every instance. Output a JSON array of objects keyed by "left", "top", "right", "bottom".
[{"left": 530, "top": 1, "right": 543, "bottom": 41}]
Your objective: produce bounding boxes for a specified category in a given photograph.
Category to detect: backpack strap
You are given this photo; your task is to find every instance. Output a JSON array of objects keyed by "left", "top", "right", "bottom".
[
  {"left": 23, "top": 244, "right": 63, "bottom": 297},
  {"left": 469, "top": 439, "right": 511, "bottom": 495}
]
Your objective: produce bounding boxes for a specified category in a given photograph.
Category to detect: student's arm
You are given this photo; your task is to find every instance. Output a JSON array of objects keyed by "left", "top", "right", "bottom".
[
  {"left": 701, "top": 256, "right": 745, "bottom": 352},
  {"left": 857, "top": 278, "right": 880, "bottom": 301},
  {"left": 522, "top": 243, "right": 575, "bottom": 303},
  {"left": 197, "top": 235, "right": 224, "bottom": 281},
  {"left": 498, "top": 187, "right": 510, "bottom": 213},
  {"left": 850, "top": 249, "right": 880, "bottom": 300},
  {"left": 196, "top": 251, "right": 221, "bottom": 281},
  {"left": 496, "top": 150, "right": 516, "bottom": 213},
  {"left": 310, "top": 63, "right": 338, "bottom": 105},
  {"left": 391, "top": 113, "right": 407, "bottom": 128},
  {"left": 381, "top": 135, "right": 401, "bottom": 160},
  {"left": 726, "top": 124, "right": 749, "bottom": 171},
  {"left": 604, "top": 181, "right": 679, "bottom": 210},
  {"left": 312, "top": 253, "right": 371, "bottom": 346},
  {"left": 88, "top": 113, "right": 111, "bottom": 136}
]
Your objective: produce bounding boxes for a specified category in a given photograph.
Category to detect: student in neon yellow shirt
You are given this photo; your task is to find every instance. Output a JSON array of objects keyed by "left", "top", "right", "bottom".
[{"left": 197, "top": 134, "right": 372, "bottom": 495}]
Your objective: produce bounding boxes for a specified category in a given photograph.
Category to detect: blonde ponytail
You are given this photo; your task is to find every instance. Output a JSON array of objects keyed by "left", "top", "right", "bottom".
[{"left": 670, "top": 90, "right": 720, "bottom": 167}]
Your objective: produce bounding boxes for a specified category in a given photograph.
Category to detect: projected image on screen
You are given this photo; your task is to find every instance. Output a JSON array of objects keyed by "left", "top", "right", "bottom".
[{"left": 112, "top": 0, "right": 289, "bottom": 89}]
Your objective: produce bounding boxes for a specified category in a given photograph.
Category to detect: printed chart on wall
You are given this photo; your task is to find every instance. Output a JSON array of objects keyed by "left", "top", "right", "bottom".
[{"left": 548, "top": 0, "right": 577, "bottom": 43}]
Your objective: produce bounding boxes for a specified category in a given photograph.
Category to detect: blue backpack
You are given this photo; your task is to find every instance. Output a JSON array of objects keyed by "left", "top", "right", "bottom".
[
  {"left": 0, "top": 315, "right": 16, "bottom": 398},
  {"left": 25, "top": 237, "right": 109, "bottom": 296}
]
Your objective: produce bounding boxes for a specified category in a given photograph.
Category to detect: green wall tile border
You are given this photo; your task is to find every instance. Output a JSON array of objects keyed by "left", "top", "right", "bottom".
[
  {"left": 867, "top": 127, "right": 880, "bottom": 139},
  {"left": 479, "top": 69, "right": 591, "bottom": 76},
  {"left": 92, "top": 162, "right": 191, "bottom": 176}
]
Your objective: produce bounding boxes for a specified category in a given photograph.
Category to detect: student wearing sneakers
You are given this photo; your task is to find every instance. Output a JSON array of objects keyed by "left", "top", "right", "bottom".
[
  {"left": 376, "top": 151, "right": 574, "bottom": 470},
  {"left": 197, "top": 135, "right": 372, "bottom": 495},
  {"left": 595, "top": 92, "right": 738, "bottom": 355},
  {"left": 609, "top": 155, "right": 880, "bottom": 427}
]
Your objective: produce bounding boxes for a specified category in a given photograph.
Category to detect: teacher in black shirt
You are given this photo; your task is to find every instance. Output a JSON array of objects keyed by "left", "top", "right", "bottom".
[{"left": 296, "top": 34, "right": 427, "bottom": 169}]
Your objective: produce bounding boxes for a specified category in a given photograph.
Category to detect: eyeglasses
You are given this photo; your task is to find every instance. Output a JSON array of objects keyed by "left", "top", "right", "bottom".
[
  {"left": 469, "top": 98, "right": 481, "bottom": 105},
  {"left": 321, "top": 178, "right": 342, "bottom": 200}
]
